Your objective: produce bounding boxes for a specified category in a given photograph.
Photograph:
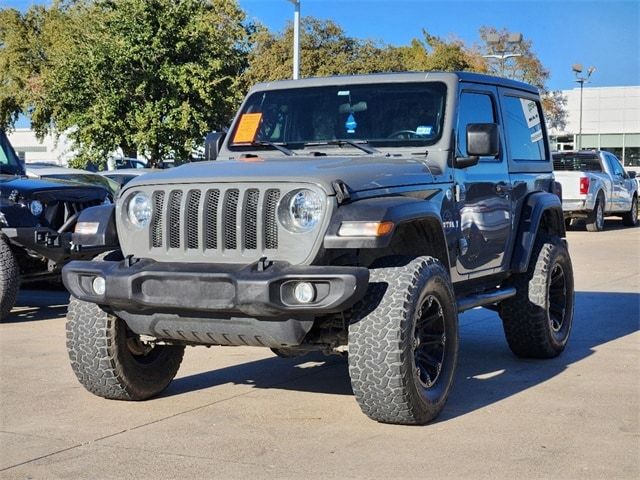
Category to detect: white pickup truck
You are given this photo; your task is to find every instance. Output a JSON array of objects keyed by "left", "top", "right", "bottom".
[{"left": 553, "top": 150, "right": 638, "bottom": 231}]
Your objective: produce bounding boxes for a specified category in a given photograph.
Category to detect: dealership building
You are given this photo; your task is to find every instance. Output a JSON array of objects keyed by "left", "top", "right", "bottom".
[{"left": 551, "top": 85, "right": 640, "bottom": 167}]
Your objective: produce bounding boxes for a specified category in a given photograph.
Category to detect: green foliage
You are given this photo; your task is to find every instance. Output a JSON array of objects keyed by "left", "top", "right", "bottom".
[
  {"left": 400, "top": 30, "right": 488, "bottom": 73},
  {"left": 1, "top": 0, "right": 249, "bottom": 168},
  {"left": 243, "top": 18, "right": 404, "bottom": 85}
]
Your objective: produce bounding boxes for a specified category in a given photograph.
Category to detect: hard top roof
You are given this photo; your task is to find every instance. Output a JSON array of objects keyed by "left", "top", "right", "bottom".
[{"left": 250, "top": 71, "right": 539, "bottom": 95}]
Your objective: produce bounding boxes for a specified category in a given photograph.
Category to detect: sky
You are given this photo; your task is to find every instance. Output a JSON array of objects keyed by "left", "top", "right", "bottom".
[{"left": 3, "top": 0, "right": 638, "bottom": 92}]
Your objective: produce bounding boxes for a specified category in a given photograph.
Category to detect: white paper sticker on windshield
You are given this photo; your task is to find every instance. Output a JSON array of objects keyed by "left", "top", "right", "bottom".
[
  {"left": 416, "top": 126, "right": 433, "bottom": 135},
  {"left": 530, "top": 130, "right": 543, "bottom": 143},
  {"left": 520, "top": 98, "right": 541, "bottom": 128},
  {"left": 337, "top": 90, "right": 350, "bottom": 96}
]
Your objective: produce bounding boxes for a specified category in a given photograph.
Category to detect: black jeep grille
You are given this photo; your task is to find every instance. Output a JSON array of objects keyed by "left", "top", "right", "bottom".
[{"left": 43, "top": 199, "right": 103, "bottom": 231}]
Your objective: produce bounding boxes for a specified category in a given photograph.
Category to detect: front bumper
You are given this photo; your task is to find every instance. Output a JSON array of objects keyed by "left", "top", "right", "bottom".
[
  {"left": 2, "top": 227, "right": 108, "bottom": 264},
  {"left": 62, "top": 258, "right": 369, "bottom": 317}
]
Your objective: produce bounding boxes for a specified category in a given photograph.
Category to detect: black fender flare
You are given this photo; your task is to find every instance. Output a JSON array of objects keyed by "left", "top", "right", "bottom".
[
  {"left": 323, "top": 196, "right": 452, "bottom": 268},
  {"left": 510, "top": 192, "right": 565, "bottom": 273},
  {"left": 71, "top": 204, "right": 119, "bottom": 249}
]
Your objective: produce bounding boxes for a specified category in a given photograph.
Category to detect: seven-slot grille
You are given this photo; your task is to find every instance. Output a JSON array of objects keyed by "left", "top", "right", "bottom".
[{"left": 149, "top": 186, "right": 281, "bottom": 253}]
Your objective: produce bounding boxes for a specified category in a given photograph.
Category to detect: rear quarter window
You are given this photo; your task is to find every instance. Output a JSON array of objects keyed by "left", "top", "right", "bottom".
[{"left": 503, "top": 96, "right": 547, "bottom": 161}]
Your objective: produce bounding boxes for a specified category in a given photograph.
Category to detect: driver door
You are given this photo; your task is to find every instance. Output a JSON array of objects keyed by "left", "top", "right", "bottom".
[{"left": 454, "top": 86, "right": 513, "bottom": 276}]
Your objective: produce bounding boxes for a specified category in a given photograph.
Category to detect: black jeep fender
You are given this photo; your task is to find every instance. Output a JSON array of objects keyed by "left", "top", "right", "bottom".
[
  {"left": 510, "top": 191, "right": 565, "bottom": 273},
  {"left": 71, "top": 204, "right": 119, "bottom": 250},
  {"left": 323, "top": 195, "right": 454, "bottom": 271}
]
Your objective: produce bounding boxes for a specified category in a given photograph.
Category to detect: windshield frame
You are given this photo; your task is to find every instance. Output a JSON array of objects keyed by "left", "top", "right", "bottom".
[
  {"left": 0, "top": 130, "right": 25, "bottom": 176},
  {"left": 227, "top": 81, "right": 448, "bottom": 154}
]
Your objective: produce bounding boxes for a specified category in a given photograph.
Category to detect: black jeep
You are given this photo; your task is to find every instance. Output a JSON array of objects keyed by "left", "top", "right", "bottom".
[
  {"left": 0, "top": 130, "right": 111, "bottom": 320},
  {"left": 62, "top": 72, "right": 573, "bottom": 425}
]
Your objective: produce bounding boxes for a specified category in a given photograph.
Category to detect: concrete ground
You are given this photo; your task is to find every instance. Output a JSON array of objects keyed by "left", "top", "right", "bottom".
[{"left": 1, "top": 222, "right": 638, "bottom": 479}]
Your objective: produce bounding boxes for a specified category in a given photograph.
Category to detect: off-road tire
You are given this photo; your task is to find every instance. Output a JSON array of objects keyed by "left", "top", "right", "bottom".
[
  {"left": 66, "top": 250, "right": 184, "bottom": 400},
  {"left": 621, "top": 196, "right": 638, "bottom": 227},
  {"left": 500, "top": 235, "right": 574, "bottom": 358},
  {"left": 586, "top": 194, "right": 605, "bottom": 232},
  {"left": 67, "top": 298, "right": 185, "bottom": 400},
  {"left": 348, "top": 256, "right": 458, "bottom": 425},
  {"left": 0, "top": 237, "right": 20, "bottom": 322}
]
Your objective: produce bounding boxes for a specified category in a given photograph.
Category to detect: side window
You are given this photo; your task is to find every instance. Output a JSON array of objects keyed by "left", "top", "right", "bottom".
[
  {"left": 607, "top": 154, "right": 625, "bottom": 177},
  {"left": 456, "top": 92, "right": 496, "bottom": 158},
  {"left": 503, "top": 96, "right": 546, "bottom": 161}
]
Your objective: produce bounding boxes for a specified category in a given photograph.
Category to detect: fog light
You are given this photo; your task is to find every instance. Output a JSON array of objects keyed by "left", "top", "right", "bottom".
[
  {"left": 92, "top": 276, "right": 106, "bottom": 296},
  {"left": 293, "top": 282, "right": 316, "bottom": 304}
]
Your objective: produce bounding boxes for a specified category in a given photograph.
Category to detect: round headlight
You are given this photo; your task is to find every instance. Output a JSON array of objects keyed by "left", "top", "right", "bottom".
[
  {"left": 29, "top": 200, "right": 43, "bottom": 217},
  {"left": 278, "top": 189, "right": 324, "bottom": 232},
  {"left": 127, "top": 192, "right": 152, "bottom": 228}
]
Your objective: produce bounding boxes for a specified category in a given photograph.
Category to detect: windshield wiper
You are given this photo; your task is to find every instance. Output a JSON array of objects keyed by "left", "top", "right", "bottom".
[
  {"left": 252, "top": 141, "right": 295, "bottom": 156},
  {"left": 304, "top": 139, "right": 380, "bottom": 155}
]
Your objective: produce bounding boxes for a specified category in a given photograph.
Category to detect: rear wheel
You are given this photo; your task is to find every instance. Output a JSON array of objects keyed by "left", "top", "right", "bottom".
[
  {"left": 500, "top": 235, "right": 574, "bottom": 358},
  {"left": 586, "top": 195, "right": 604, "bottom": 232},
  {"left": 0, "top": 238, "right": 20, "bottom": 322},
  {"left": 348, "top": 256, "right": 458, "bottom": 425},
  {"left": 622, "top": 196, "right": 638, "bottom": 227}
]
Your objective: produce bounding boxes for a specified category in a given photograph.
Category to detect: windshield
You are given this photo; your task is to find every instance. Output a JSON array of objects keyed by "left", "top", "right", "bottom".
[
  {"left": 0, "top": 130, "right": 25, "bottom": 175},
  {"left": 229, "top": 82, "right": 447, "bottom": 152},
  {"left": 553, "top": 154, "right": 602, "bottom": 172}
]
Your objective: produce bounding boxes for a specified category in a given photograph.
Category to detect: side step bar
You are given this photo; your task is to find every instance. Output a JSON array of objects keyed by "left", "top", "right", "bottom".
[{"left": 456, "top": 287, "right": 517, "bottom": 313}]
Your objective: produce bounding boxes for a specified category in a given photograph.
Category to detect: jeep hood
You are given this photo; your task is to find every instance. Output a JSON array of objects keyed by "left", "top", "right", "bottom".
[
  {"left": 0, "top": 175, "right": 109, "bottom": 200},
  {"left": 123, "top": 155, "right": 443, "bottom": 195}
]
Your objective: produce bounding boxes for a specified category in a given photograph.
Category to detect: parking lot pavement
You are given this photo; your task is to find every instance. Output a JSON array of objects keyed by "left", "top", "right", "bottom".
[{"left": 1, "top": 222, "right": 638, "bottom": 479}]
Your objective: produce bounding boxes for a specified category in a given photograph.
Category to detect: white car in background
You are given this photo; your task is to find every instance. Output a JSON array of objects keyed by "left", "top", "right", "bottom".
[{"left": 553, "top": 150, "right": 638, "bottom": 231}]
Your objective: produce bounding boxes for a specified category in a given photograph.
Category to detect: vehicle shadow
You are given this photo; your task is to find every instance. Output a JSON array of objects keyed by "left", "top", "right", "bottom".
[
  {"left": 4, "top": 289, "right": 70, "bottom": 323},
  {"left": 165, "top": 291, "right": 639, "bottom": 422},
  {"left": 567, "top": 218, "right": 636, "bottom": 232}
]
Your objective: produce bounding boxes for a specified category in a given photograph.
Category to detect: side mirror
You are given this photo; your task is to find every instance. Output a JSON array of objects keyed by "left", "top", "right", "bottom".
[
  {"left": 455, "top": 123, "right": 499, "bottom": 169},
  {"left": 205, "top": 131, "right": 226, "bottom": 161},
  {"left": 467, "top": 123, "right": 499, "bottom": 157},
  {"left": 628, "top": 170, "right": 636, "bottom": 179}
]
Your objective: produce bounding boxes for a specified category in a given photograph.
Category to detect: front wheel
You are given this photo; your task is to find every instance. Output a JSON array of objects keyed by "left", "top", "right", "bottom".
[
  {"left": 622, "top": 196, "right": 638, "bottom": 227},
  {"left": 0, "top": 238, "right": 20, "bottom": 322},
  {"left": 499, "top": 235, "right": 575, "bottom": 358},
  {"left": 348, "top": 256, "right": 458, "bottom": 425},
  {"left": 66, "top": 297, "right": 185, "bottom": 400}
]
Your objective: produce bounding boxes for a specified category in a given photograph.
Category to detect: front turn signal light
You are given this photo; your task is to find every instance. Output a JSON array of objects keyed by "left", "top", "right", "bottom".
[{"left": 338, "top": 221, "right": 394, "bottom": 237}]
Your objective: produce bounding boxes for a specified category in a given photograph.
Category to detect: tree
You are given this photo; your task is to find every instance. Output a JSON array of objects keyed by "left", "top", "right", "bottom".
[
  {"left": 400, "top": 30, "right": 488, "bottom": 73},
  {"left": 243, "top": 18, "right": 403, "bottom": 85},
  {"left": 1, "top": 0, "right": 249, "bottom": 168}
]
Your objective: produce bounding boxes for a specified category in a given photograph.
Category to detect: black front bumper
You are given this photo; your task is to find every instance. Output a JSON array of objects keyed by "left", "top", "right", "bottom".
[
  {"left": 2, "top": 227, "right": 109, "bottom": 264},
  {"left": 62, "top": 258, "right": 370, "bottom": 317}
]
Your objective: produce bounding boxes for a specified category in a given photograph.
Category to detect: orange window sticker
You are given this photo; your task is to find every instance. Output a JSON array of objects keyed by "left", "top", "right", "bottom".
[{"left": 232, "top": 113, "right": 262, "bottom": 144}]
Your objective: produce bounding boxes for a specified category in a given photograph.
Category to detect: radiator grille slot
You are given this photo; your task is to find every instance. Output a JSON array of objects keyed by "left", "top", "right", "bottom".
[
  {"left": 223, "top": 189, "right": 240, "bottom": 250},
  {"left": 204, "top": 190, "right": 220, "bottom": 250},
  {"left": 151, "top": 192, "right": 165, "bottom": 248},
  {"left": 186, "top": 190, "right": 201, "bottom": 249},
  {"left": 168, "top": 190, "right": 183, "bottom": 249},
  {"left": 264, "top": 189, "right": 280, "bottom": 249},
  {"left": 244, "top": 189, "right": 259, "bottom": 250}
]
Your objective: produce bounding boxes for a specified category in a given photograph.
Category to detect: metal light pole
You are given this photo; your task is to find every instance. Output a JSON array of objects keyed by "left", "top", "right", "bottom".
[
  {"left": 483, "top": 32, "right": 523, "bottom": 76},
  {"left": 572, "top": 64, "right": 596, "bottom": 150},
  {"left": 287, "top": 0, "right": 301, "bottom": 79}
]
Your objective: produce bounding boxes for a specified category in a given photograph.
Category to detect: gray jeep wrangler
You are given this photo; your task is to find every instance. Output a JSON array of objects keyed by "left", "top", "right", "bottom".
[{"left": 63, "top": 72, "right": 574, "bottom": 425}]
